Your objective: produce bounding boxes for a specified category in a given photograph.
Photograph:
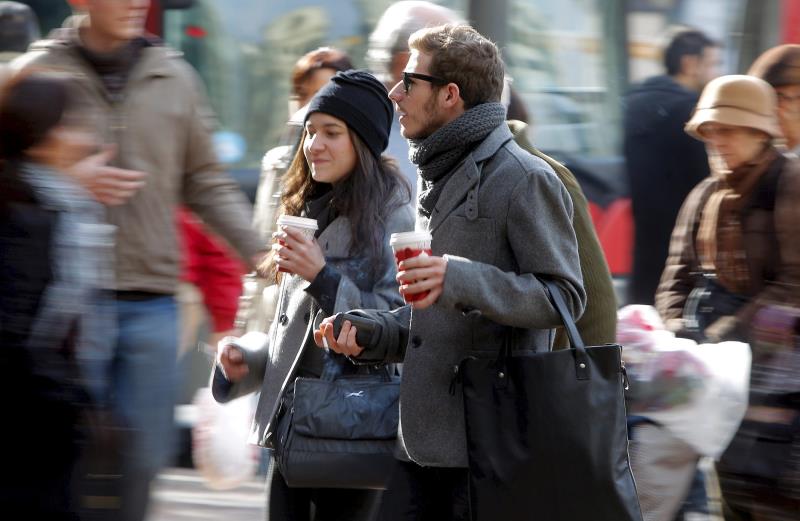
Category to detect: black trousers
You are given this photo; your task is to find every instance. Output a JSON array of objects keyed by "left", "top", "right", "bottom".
[
  {"left": 376, "top": 461, "right": 470, "bottom": 521},
  {"left": 265, "top": 458, "right": 382, "bottom": 521}
]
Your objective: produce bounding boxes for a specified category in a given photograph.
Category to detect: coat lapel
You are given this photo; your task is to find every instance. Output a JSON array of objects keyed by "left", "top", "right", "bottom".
[
  {"left": 314, "top": 215, "right": 352, "bottom": 258},
  {"left": 426, "top": 124, "right": 514, "bottom": 234},
  {"left": 427, "top": 160, "right": 480, "bottom": 234}
]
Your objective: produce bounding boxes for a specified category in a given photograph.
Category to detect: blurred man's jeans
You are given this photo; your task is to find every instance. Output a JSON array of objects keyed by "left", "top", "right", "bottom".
[{"left": 113, "top": 296, "right": 178, "bottom": 521}]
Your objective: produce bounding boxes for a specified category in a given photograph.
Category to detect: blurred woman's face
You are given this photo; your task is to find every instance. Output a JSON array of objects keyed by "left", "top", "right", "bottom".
[
  {"left": 26, "top": 124, "right": 96, "bottom": 171},
  {"left": 776, "top": 84, "right": 800, "bottom": 150},
  {"left": 700, "top": 122, "right": 770, "bottom": 170},
  {"left": 295, "top": 68, "right": 338, "bottom": 108},
  {"left": 303, "top": 112, "right": 357, "bottom": 185}
]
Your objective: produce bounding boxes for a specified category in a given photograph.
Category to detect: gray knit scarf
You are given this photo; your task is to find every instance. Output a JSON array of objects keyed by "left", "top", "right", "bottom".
[{"left": 409, "top": 102, "right": 507, "bottom": 217}]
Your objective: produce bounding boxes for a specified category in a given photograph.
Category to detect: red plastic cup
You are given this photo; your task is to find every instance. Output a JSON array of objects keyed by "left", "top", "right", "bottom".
[
  {"left": 390, "top": 231, "right": 433, "bottom": 303},
  {"left": 276, "top": 215, "right": 318, "bottom": 273}
]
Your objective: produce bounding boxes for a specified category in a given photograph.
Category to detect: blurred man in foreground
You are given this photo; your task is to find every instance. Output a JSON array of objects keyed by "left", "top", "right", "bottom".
[{"left": 13, "top": 1, "right": 264, "bottom": 519}]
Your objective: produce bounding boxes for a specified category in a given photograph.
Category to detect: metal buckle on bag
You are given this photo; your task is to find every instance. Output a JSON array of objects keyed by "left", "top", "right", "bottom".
[{"left": 621, "top": 360, "right": 630, "bottom": 391}]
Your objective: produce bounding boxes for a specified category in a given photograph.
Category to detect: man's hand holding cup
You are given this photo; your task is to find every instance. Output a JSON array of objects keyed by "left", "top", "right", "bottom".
[{"left": 390, "top": 231, "right": 446, "bottom": 309}]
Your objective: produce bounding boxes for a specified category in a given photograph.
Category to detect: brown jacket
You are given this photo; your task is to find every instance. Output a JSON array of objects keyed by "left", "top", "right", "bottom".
[
  {"left": 14, "top": 34, "right": 260, "bottom": 294},
  {"left": 656, "top": 151, "right": 800, "bottom": 339}
]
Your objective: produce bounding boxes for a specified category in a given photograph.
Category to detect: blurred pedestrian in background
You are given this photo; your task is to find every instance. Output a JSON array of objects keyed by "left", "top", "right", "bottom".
[
  {"left": 749, "top": 44, "right": 800, "bottom": 155},
  {"left": 656, "top": 74, "right": 800, "bottom": 518},
  {"left": 0, "top": 72, "right": 107, "bottom": 521},
  {"left": 212, "top": 70, "right": 413, "bottom": 521},
  {"left": 12, "top": 1, "right": 265, "bottom": 519},
  {"left": 0, "top": 1, "right": 39, "bottom": 63},
  {"left": 290, "top": 47, "right": 354, "bottom": 113},
  {"left": 625, "top": 28, "right": 720, "bottom": 305},
  {"left": 178, "top": 209, "right": 246, "bottom": 356},
  {"left": 366, "top": 0, "right": 462, "bottom": 196},
  {"left": 252, "top": 47, "right": 353, "bottom": 248},
  {"left": 625, "top": 30, "right": 722, "bottom": 520}
]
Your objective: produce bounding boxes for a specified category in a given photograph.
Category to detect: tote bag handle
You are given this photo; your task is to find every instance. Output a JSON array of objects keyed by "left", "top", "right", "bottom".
[
  {"left": 541, "top": 279, "right": 584, "bottom": 349},
  {"left": 541, "top": 279, "right": 590, "bottom": 380},
  {"left": 493, "top": 278, "right": 590, "bottom": 380}
]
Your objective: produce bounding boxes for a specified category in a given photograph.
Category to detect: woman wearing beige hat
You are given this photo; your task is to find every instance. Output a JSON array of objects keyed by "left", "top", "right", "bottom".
[{"left": 656, "top": 75, "right": 800, "bottom": 520}]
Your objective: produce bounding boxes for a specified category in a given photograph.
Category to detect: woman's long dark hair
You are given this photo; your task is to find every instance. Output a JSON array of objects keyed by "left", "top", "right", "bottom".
[{"left": 259, "top": 128, "right": 411, "bottom": 282}]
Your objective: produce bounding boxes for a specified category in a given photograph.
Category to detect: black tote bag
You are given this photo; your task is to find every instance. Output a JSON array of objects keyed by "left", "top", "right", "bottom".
[{"left": 459, "top": 279, "right": 643, "bottom": 521}]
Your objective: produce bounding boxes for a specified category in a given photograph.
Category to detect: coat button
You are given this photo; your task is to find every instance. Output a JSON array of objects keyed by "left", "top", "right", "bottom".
[
  {"left": 411, "top": 335, "right": 422, "bottom": 348},
  {"left": 279, "top": 313, "right": 288, "bottom": 326}
]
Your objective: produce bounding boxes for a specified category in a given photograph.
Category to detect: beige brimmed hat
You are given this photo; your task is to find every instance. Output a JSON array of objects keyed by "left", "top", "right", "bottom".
[{"left": 685, "top": 74, "right": 782, "bottom": 140}]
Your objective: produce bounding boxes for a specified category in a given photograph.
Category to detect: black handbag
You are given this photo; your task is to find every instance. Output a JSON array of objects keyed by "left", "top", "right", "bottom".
[
  {"left": 458, "top": 279, "right": 643, "bottom": 521},
  {"left": 274, "top": 355, "right": 399, "bottom": 490},
  {"left": 683, "top": 274, "right": 749, "bottom": 339}
]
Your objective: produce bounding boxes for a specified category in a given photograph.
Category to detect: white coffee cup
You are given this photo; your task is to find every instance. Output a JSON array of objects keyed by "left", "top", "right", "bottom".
[
  {"left": 275, "top": 215, "right": 318, "bottom": 273},
  {"left": 276, "top": 215, "right": 318, "bottom": 239}
]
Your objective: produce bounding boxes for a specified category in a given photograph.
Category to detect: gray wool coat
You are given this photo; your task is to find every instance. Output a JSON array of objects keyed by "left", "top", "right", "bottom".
[
  {"left": 211, "top": 202, "right": 414, "bottom": 448},
  {"left": 354, "top": 123, "right": 586, "bottom": 468}
]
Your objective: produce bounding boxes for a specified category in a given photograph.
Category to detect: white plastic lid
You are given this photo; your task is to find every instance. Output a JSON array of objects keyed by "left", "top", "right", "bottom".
[
  {"left": 390, "top": 231, "right": 432, "bottom": 247},
  {"left": 277, "top": 215, "right": 318, "bottom": 230}
]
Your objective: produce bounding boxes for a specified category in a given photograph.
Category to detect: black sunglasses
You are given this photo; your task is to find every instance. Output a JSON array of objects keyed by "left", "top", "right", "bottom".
[{"left": 402, "top": 72, "right": 450, "bottom": 94}]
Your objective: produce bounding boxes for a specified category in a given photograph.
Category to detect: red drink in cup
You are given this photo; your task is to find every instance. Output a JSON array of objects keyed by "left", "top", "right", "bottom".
[
  {"left": 276, "top": 215, "right": 318, "bottom": 273},
  {"left": 390, "top": 231, "right": 433, "bottom": 303}
]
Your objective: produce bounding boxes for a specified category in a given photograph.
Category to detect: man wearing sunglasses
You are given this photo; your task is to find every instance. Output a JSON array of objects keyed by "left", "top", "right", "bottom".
[{"left": 316, "top": 23, "right": 585, "bottom": 520}]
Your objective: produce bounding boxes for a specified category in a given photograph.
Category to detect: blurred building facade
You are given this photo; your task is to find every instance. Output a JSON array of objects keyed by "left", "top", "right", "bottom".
[
  {"left": 20, "top": 0, "right": 796, "bottom": 294},
  {"left": 22, "top": 0, "right": 793, "bottom": 165}
]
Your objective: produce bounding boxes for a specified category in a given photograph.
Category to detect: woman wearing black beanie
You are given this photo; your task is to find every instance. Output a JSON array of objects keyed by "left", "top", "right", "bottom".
[{"left": 212, "top": 70, "right": 414, "bottom": 520}]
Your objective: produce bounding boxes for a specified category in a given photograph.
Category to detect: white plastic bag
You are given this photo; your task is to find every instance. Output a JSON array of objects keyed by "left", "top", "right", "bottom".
[
  {"left": 618, "top": 305, "right": 752, "bottom": 458},
  {"left": 191, "top": 387, "right": 258, "bottom": 490}
]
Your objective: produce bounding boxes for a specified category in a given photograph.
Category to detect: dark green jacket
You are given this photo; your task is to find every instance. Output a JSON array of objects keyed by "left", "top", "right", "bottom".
[{"left": 508, "top": 120, "right": 617, "bottom": 347}]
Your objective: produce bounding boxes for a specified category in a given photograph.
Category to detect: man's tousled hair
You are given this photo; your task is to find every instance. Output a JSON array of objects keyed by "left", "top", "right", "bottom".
[{"left": 409, "top": 23, "right": 504, "bottom": 109}]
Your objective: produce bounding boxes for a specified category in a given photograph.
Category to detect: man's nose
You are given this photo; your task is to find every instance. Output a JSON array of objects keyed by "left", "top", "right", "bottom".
[{"left": 388, "top": 80, "right": 404, "bottom": 102}]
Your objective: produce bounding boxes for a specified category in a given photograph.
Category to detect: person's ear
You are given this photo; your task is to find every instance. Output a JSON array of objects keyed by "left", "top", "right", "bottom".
[
  {"left": 680, "top": 54, "right": 700, "bottom": 77},
  {"left": 441, "top": 83, "right": 462, "bottom": 109}
]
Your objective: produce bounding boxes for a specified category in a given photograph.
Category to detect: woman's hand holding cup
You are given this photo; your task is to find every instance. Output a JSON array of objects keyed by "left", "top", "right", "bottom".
[{"left": 272, "top": 215, "right": 323, "bottom": 282}]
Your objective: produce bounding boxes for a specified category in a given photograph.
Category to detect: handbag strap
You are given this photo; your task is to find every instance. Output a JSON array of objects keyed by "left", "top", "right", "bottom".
[
  {"left": 541, "top": 278, "right": 590, "bottom": 380},
  {"left": 541, "top": 279, "right": 585, "bottom": 350},
  {"left": 320, "top": 351, "right": 393, "bottom": 382}
]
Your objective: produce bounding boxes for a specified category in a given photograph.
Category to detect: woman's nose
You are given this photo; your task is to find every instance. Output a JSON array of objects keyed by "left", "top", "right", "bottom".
[{"left": 308, "top": 134, "right": 324, "bottom": 151}]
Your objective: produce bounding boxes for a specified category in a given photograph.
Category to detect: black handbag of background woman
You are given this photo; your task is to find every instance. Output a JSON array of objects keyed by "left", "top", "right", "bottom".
[
  {"left": 458, "top": 279, "right": 643, "bottom": 521},
  {"left": 683, "top": 274, "right": 749, "bottom": 339},
  {"left": 274, "top": 354, "right": 399, "bottom": 490}
]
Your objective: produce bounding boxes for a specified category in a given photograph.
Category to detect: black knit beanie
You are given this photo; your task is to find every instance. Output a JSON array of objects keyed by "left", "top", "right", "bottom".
[{"left": 305, "top": 70, "right": 393, "bottom": 159}]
